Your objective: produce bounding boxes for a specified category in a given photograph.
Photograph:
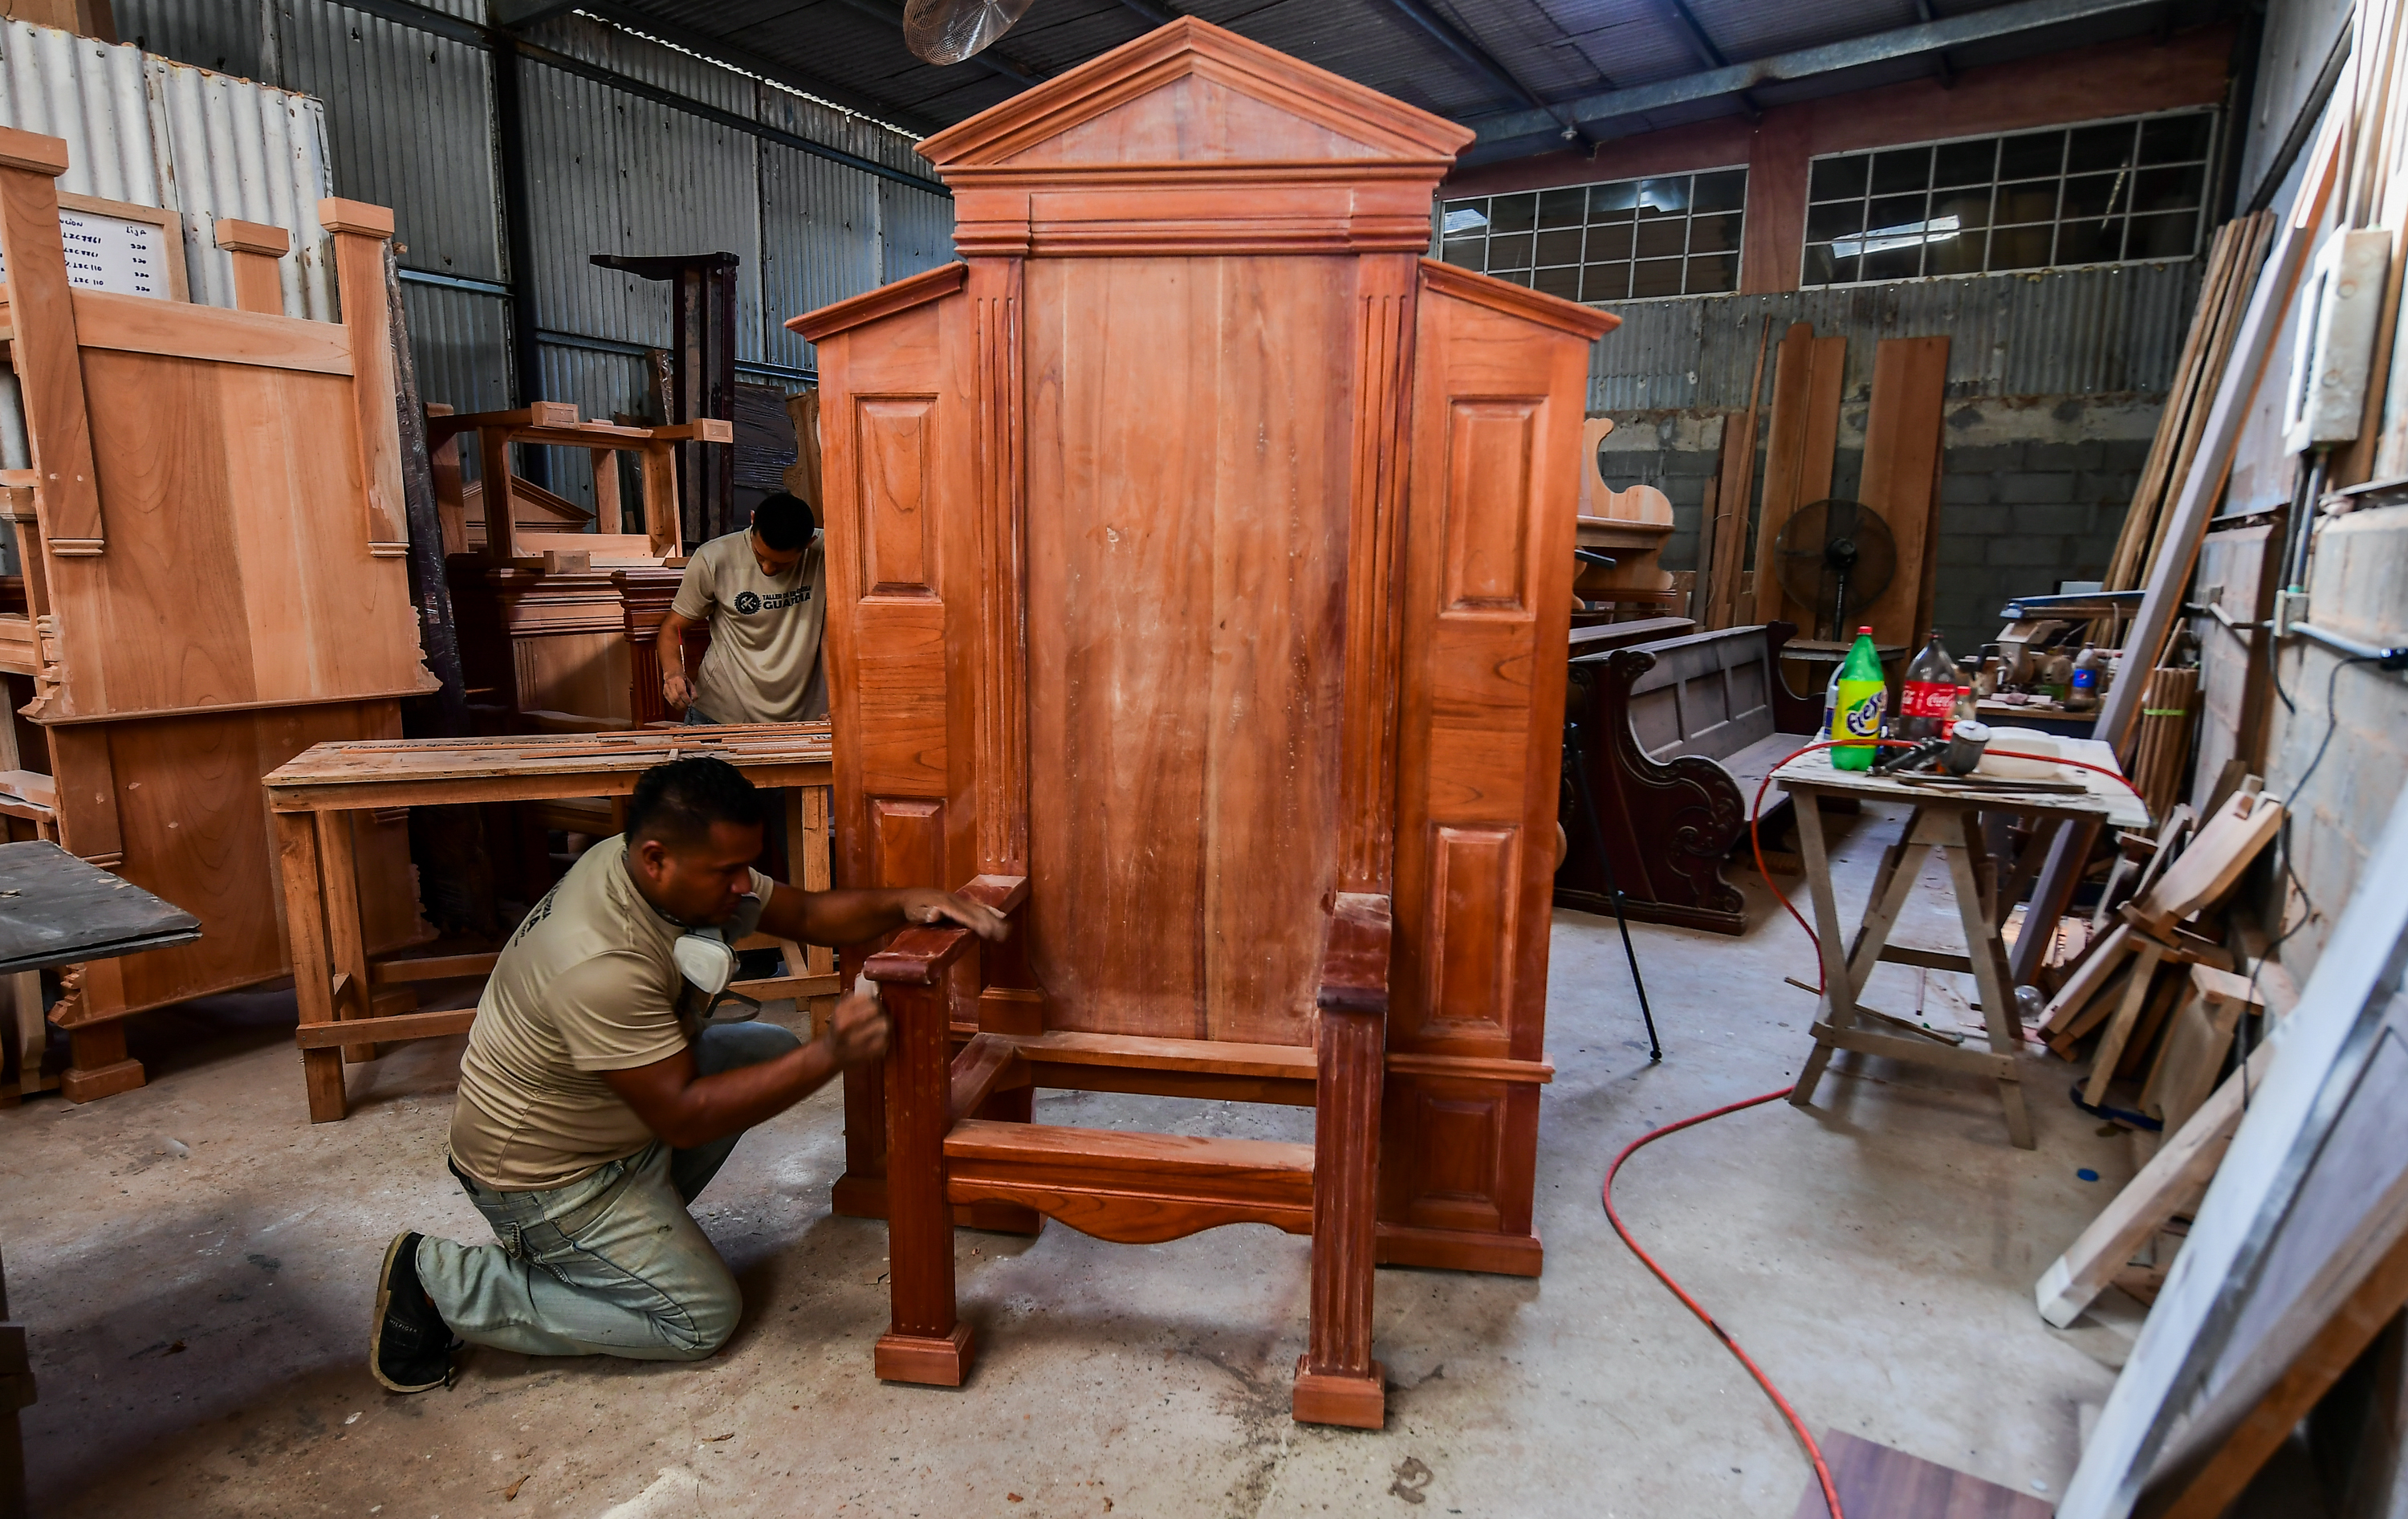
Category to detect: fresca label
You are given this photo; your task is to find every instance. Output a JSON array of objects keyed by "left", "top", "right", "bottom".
[{"left": 1838, "top": 685, "right": 1885, "bottom": 739}]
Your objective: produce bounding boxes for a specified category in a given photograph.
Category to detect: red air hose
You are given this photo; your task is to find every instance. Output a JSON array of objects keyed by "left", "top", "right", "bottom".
[{"left": 1604, "top": 736, "right": 2150, "bottom": 1519}]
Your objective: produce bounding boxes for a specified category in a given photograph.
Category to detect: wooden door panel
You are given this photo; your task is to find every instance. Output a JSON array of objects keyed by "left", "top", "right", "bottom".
[
  {"left": 1392, "top": 274, "right": 1587, "bottom": 1061},
  {"left": 816, "top": 294, "right": 975, "bottom": 897}
]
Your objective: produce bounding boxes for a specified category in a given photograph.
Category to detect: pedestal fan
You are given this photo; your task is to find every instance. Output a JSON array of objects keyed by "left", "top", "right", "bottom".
[{"left": 1773, "top": 498, "right": 1897, "bottom": 641}]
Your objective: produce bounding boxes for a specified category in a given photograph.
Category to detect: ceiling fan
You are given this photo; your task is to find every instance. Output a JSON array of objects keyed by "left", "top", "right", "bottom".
[{"left": 903, "top": 0, "right": 1037, "bottom": 65}]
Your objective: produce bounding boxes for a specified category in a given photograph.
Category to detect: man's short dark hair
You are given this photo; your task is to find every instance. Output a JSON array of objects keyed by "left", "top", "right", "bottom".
[
  {"left": 625, "top": 755, "right": 767, "bottom": 849},
  {"left": 750, "top": 492, "right": 816, "bottom": 552}
]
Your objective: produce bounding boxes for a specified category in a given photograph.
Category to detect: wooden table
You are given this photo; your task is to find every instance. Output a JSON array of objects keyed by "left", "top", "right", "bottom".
[
  {"left": 1780, "top": 742, "right": 2147, "bottom": 1149},
  {"left": 264, "top": 725, "right": 839, "bottom": 1122}
]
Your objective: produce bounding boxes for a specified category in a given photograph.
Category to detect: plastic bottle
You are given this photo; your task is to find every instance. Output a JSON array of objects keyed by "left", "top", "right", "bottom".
[
  {"left": 2040, "top": 650, "right": 2073, "bottom": 704},
  {"left": 2067, "top": 642, "right": 2103, "bottom": 711},
  {"left": 1950, "top": 665, "right": 1979, "bottom": 733},
  {"left": 1831, "top": 626, "right": 1886, "bottom": 771},
  {"left": 1898, "top": 629, "right": 1958, "bottom": 740}
]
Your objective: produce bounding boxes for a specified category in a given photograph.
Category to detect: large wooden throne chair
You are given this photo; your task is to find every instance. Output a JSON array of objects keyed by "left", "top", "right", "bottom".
[{"left": 791, "top": 18, "right": 1613, "bottom": 1428}]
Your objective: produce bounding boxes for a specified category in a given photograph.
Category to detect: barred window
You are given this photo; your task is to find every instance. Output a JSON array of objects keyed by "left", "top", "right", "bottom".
[
  {"left": 1438, "top": 167, "right": 1747, "bottom": 303},
  {"left": 1802, "top": 109, "right": 2217, "bottom": 287}
]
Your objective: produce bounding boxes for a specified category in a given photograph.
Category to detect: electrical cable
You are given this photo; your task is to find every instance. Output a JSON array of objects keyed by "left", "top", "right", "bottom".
[
  {"left": 1604, "top": 1089, "right": 1845, "bottom": 1519},
  {"left": 1598, "top": 733, "right": 2154, "bottom": 1519},
  {"left": 2234, "top": 650, "right": 2380, "bottom": 1106}
]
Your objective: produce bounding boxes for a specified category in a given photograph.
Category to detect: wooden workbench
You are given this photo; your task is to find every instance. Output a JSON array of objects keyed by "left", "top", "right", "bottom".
[
  {"left": 263, "top": 724, "right": 838, "bottom": 1122},
  {"left": 1778, "top": 742, "right": 2147, "bottom": 1149}
]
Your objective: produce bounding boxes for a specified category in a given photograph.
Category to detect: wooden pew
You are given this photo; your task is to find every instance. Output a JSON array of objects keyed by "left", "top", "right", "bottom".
[{"left": 1556, "top": 621, "right": 1822, "bottom": 935}]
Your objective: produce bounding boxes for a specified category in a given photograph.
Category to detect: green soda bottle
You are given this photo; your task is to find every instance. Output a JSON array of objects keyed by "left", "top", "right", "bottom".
[{"left": 1831, "top": 625, "right": 1886, "bottom": 772}]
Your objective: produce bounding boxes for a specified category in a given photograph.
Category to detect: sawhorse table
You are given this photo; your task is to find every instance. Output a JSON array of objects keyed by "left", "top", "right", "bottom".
[
  {"left": 263, "top": 724, "right": 839, "bottom": 1122},
  {"left": 1779, "top": 742, "right": 2146, "bottom": 1149}
]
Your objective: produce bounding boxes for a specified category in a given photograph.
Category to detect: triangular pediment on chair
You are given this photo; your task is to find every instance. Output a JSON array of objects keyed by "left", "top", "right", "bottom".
[{"left": 915, "top": 16, "right": 1472, "bottom": 173}]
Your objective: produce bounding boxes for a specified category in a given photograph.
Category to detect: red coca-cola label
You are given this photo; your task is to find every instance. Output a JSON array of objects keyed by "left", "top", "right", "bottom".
[
  {"left": 1903, "top": 680, "right": 1959, "bottom": 737},
  {"left": 1902, "top": 680, "right": 1957, "bottom": 719}
]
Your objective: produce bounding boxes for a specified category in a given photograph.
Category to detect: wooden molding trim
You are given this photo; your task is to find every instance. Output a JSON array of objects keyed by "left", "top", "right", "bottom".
[
  {"left": 789, "top": 261, "right": 966, "bottom": 342},
  {"left": 0, "top": 128, "right": 67, "bottom": 178},
  {"left": 1384, "top": 1051, "right": 1555, "bottom": 1084},
  {"left": 212, "top": 218, "right": 291, "bottom": 257},
  {"left": 1316, "top": 892, "right": 1392, "bottom": 1014},
  {"left": 917, "top": 17, "right": 1470, "bottom": 169},
  {"left": 71, "top": 288, "right": 352, "bottom": 376},
  {"left": 315, "top": 198, "right": 393, "bottom": 238},
  {"left": 1416, "top": 259, "right": 1620, "bottom": 340}
]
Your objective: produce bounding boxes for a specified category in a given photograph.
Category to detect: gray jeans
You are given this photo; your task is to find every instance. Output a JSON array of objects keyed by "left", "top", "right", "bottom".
[{"left": 417, "top": 1019, "right": 801, "bottom": 1362}]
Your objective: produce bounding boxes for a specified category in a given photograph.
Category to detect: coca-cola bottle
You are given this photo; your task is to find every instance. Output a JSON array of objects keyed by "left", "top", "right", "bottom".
[{"left": 1898, "top": 629, "right": 1958, "bottom": 741}]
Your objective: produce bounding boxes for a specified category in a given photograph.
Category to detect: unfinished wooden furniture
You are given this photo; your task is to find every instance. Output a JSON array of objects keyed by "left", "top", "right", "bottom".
[
  {"left": 429, "top": 401, "right": 728, "bottom": 728},
  {"left": 262, "top": 725, "right": 839, "bottom": 1122},
  {"left": 1781, "top": 741, "right": 2148, "bottom": 1149},
  {"left": 791, "top": 18, "right": 1607, "bottom": 1428},
  {"left": 1556, "top": 622, "right": 1820, "bottom": 935},
  {"left": 428, "top": 400, "right": 727, "bottom": 564},
  {"left": 0, "top": 126, "right": 433, "bottom": 1100}
]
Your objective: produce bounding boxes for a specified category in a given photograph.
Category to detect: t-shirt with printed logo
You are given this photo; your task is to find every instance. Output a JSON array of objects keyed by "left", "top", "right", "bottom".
[
  {"left": 670, "top": 528, "right": 828, "bottom": 723},
  {"left": 448, "top": 835, "right": 775, "bottom": 1191}
]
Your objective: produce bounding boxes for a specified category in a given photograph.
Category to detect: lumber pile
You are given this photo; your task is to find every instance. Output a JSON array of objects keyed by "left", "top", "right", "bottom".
[
  {"left": 2033, "top": 782, "right": 2281, "bottom": 1109},
  {"left": 2125, "top": 664, "right": 2201, "bottom": 823},
  {"left": 2103, "top": 212, "right": 2276, "bottom": 593}
]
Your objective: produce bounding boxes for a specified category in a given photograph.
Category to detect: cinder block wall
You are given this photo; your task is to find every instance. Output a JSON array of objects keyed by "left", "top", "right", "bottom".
[{"left": 1593, "top": 394, "right": 2161, "bottom": 654}]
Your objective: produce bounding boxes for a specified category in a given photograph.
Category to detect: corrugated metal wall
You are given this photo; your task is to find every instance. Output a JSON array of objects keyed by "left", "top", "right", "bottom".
[
  {"left": 1587, "top": 259, "right": 2207, "bottom": 412},
  {"left": 95, "top": 0, "right": 954, "bottom": 483},
  {"left": 0, "top": 18, "right": 338, "bottom": 318}
]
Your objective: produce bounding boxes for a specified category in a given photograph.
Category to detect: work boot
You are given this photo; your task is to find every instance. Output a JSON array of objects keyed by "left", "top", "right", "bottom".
[{"left": 369, "top": 1232, "right": 457, "bottom": 1393}]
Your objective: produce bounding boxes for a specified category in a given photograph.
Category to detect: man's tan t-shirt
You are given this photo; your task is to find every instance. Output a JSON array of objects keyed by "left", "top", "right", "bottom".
[
  {"left": 449, "top": 837, "right": 772, "bottom": 1191},
  {"left": 672, "top": 529, "right": 828, "bottom": 724}
]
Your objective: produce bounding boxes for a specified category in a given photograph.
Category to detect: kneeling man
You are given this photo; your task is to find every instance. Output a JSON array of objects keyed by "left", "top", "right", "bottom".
[{"left": 370, "top": 755, "right": 1003, "bottom": 1390}]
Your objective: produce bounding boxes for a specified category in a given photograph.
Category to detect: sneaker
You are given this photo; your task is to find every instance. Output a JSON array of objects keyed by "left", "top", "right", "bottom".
[{"left": 369, "top": 1232, "right": 456, "bottom": 1393}]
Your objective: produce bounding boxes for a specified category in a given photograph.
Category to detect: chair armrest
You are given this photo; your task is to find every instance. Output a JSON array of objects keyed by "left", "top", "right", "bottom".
[
  {"left": 1316, "top": 893, "right": 1392, "bottom": 1016},
  {"left": 862, "top": 874, "right": 1032, "bottom": 988},
  {"left": 958, "top": 874, "right": 1029, "bottom": 915}
]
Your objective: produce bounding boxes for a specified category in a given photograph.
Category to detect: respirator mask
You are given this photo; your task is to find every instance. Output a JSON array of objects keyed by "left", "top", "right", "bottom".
[{"left": 673, "top": 929, "right": 759, "bottom": 1021}]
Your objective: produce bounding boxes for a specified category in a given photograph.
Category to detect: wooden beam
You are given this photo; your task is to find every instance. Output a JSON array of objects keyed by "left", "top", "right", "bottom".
[{"left": 0, "top": 127, "right": 103, "bottom": 555}]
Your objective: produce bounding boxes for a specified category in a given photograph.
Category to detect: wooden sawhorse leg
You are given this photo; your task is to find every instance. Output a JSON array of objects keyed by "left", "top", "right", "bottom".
[{"left": 1791, "top": 800, "right": 2034, "bottom": 1149}]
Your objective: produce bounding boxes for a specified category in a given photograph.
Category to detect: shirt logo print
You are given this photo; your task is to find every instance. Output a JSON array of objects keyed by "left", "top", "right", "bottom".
[{"left": 734, "top": 591, "right": 761, "bottom": 614}]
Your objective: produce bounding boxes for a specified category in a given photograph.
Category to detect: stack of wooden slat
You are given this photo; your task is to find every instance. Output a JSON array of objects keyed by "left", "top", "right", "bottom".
[
  {"left": 2125, "top": 664, "right": 2201, "bottom": 822},
  {"left": 2033, "top": 783, "right": 2282, "bottom": 1117},
  {"left": 2105, "top": 212, "right": 2277, "bottom": 592}
]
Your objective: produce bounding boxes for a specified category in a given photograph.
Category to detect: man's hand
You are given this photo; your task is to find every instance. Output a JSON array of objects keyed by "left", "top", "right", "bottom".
[
  {"left": 661, "top": 670, "right": 694, "bottom": 710},
  {"left": 822, "top": 992, "right": 890, "bottom": 1069},
  {"left": 759, "top": 882, "right": 1013, "bottom": 950},
  {"left": 897, "top": 888, "right": 1009, "bottom": 941}
]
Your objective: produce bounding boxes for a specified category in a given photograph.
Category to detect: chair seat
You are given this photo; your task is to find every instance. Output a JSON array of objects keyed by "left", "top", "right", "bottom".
[{"left": 943, "top": 1119, "right": 1315, "bottom": 1243}]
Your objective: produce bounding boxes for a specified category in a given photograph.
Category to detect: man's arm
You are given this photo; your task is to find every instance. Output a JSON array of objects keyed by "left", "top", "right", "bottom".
[
  {"left": 755, "top": 882, "right": 1007, "bottom": 948},
  {"left": 657, "top": 609, "right": 701, "bottom": 711},
  {"left": 598, "top": 992, "right": 888, "bottom": 1150}
]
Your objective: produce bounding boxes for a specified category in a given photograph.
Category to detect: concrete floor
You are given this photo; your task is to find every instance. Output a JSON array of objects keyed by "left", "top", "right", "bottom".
[{"left": 3, "top": 802, "right": 2146, "bottom": 1518}]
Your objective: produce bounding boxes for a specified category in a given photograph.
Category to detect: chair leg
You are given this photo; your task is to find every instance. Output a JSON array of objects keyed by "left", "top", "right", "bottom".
[
  {"left": 1295, "top": 1002, "right": 1385, "bottom": 1428},
  {"left": 872, "top": 977, "right": 972, "bottom": 1385}
]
